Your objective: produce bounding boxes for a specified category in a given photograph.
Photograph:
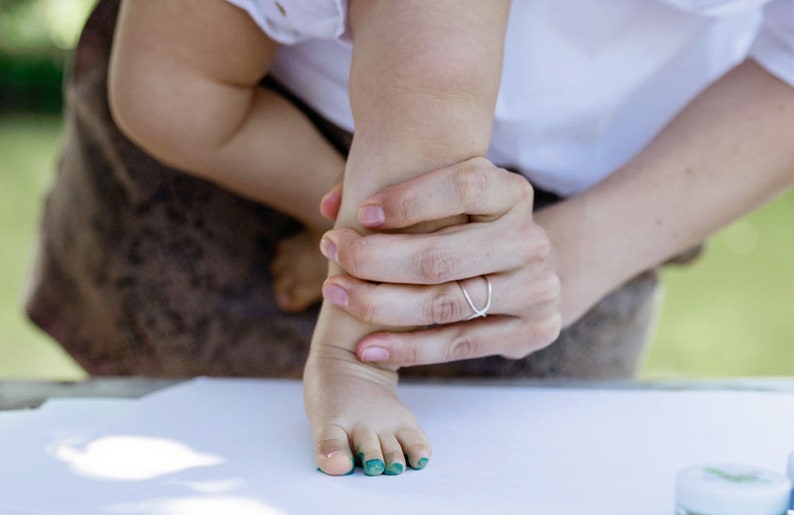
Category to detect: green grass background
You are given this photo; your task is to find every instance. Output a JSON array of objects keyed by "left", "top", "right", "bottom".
[
  {"left": 1, "top": 115, "right": 792, "bottom": 380},
  {"left": 1, "top": 116, "right": 86, "bottom": 379}
]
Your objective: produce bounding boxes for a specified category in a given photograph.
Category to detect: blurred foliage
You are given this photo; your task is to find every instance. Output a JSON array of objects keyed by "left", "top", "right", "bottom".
[
  {"left": 0, "top": 0, "right": 96, "bottom": 50},
  {"left": 0, "top": 51, "right": 64, "bottom": 113},
  {"left": 0, "top": 0, "right": 95, "bottom": 113}
]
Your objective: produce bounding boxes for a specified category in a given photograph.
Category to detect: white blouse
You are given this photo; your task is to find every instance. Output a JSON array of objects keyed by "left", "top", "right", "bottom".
[{"left": 228, "top": 0, "right": 794, "bottom": 196}]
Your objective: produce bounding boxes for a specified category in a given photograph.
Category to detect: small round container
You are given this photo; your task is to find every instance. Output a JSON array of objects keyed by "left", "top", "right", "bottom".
[{"left": 676, "top": 464, "right": 791, "bottom": 515}]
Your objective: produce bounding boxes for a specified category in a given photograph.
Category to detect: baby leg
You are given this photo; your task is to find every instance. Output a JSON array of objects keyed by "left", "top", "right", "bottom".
[{"left": 304, "top": 0, "right": 511, "bottom": 475}]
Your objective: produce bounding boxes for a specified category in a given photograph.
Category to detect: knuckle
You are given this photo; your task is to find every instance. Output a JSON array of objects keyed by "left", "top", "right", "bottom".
[
  {"left": 537, "top": 229, "right": 552, "bottom": 258},
  {"left": 514, "top": 228, "right": 535, "bottom": 263},
  {"left": 340, "top": 236, "right": 372, "bottom": 276},
  {"left": 536, "top": 271, "right": 562, "bottom": 304},
  {"left": 397, "top": 195, "right": 421, "bottom": 225},
  {"left": 520, "top": 225, "right": 551, "bottom": 261},
  {"left": 453, "top": 164, "right": 489, "bottom": 211},
  {"left": 531, "top": 313, "right": 562, "bottom": 350},
  {"left": 504, "top": 315, "right": 562, "bottom": 360},
  {"left": 394, "top": 343, "right": 419, "bottom": 367},
  {"left": 350, "top": 296, "right": 378, "bottom": 324},
  {"left": 447, "top": 339, "right": 475, "bottom": 362},
  {"left": 513, "top": 173, "right": 535, "bottom": 202},
  {"left": 502, "top": 324, "right": 537, "bottom": 360},
  {"left": 446, "top": 328, "right": 483, "bottom": 362},
  {"left": 417, "top": 246, "right": 457, "bottom": 284},
  {"left": 501, "top": 172, "right": 534, "bottom": 213},
  {"left": 426, "top": 286, "right": 463, "bottom": 325}
]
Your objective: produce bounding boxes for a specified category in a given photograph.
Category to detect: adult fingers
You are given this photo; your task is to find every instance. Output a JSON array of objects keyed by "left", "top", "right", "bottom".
[
  {"left": 354, "top": 312, "right": 562, "bottom": 367},
  {"left": 322, "top": 268, "right": 560, "bottom": 327},
  {"left": 320, "top": 222, "right": 550, "bottom": 285},
  {"left": 356, "top": 157, "right": 534, "bottom": 230}
]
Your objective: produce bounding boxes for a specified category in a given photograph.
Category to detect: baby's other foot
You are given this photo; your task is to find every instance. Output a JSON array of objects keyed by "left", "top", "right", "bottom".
[
  {"left": 304, "top": 305, "right": 431, "bottom": 476},
  {"left": 272, "top": 229, "right": 328, "bottom": 312}
]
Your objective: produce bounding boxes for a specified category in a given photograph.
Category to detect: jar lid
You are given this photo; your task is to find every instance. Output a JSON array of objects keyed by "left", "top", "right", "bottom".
[{"left": 676, "top": 464, "right": 791, "bottom": 515}]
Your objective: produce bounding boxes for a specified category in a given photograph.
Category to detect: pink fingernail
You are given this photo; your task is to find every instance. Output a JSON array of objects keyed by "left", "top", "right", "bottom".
[
  {"left": 320, "top": 237, "right": 338, "bottom": 262},
  {"left": 323, "top": 283, "right": 349, "bottom": 308},
  {"left": 358, "top": 205, "right": 385, "bottom": 228},
  {"left": 360, "top": 346, "right": 390, "bottom": 362}
]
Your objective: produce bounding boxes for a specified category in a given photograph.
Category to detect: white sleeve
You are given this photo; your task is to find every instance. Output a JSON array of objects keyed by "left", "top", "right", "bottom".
[
  {"left": 225, "top": 0, "right": 349, "bottom": 45},
  {"left": 750, "top": 0, "right": 794, "bottom": 87}
]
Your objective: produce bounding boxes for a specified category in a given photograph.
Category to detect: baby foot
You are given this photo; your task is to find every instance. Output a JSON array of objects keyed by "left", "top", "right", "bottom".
[
  {"left": 303, "top": 303, "right": 431, "bottom": 476},
  {"left": 272, "top": 229, "right": 328, "bottom": 312}
]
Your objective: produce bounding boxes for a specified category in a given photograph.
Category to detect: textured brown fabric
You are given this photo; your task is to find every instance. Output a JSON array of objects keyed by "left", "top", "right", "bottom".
[{"left": 25, "top": 0, "right": 664, "bottom": 380}]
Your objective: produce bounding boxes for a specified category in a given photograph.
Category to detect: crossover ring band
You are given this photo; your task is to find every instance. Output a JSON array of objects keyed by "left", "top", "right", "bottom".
[{"left": 458, "top": 275, "right": 493, "bottom": 320}]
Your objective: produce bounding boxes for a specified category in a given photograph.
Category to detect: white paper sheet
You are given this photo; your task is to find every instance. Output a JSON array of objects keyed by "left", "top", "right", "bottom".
[{"left": 0, "top": 378, "right": 792, "bottom": 514}]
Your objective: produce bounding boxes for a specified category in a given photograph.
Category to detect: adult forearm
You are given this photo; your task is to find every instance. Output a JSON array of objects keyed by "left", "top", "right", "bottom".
[{"left": 537, "top": 59, "right": 794, "bottom": 327}]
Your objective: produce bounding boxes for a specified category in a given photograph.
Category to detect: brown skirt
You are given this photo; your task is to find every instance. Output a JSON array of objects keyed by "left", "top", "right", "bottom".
[{"left": 24, "top": 0, "right": 664, "bottom": 379}]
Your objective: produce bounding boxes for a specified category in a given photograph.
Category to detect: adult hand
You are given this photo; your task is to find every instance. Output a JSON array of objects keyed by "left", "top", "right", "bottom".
[{"left": 318, "top": 157, "right": 562, "bottom": 367}]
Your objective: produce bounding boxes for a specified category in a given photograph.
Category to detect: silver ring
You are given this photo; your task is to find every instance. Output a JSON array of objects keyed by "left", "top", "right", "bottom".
[{"left": 458, "top": 275, "right": 492, "bottom": 320}]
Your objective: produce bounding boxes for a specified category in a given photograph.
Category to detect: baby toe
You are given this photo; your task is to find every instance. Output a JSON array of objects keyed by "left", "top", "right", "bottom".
[
  {"left": 315, "top": 427, "right": 354, "bottom": 476},
  {"left": 396, "top": 427, "right": 431, "bottom": 470},
  {"left": 379, "top": 433, "right": 406, "bottom": 476},
  {"left": 353, "top": 427, "right": 385, "bottom": 476}
]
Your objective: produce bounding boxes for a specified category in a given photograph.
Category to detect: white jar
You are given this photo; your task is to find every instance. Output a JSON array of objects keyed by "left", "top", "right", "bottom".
[{"left": 676, "top": 464, "right": 791, "bottom": 515}]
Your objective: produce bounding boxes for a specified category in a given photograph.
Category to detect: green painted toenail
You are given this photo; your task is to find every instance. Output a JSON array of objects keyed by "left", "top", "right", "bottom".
[
  {"left": 363, "top": 459, "right": 386, "bottom": 476},
  {"left": 414, "top": 457, "right": 429, "bottom": 470},
  {"left": 384, "top": 462, "right": 404, "bottom": 476}
]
